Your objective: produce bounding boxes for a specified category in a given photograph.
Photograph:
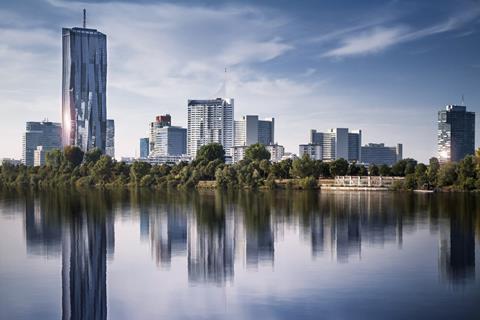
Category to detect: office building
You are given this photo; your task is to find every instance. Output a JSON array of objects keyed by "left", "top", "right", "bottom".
[
  {"left": 299, "top": 144, "right": 322, "bottom": 160},
  {"left": 187, "top": 98, "right": 234, "bottom": 158},
  {"left": 62, "top": 19, "right": 107, "bottom": 153},
  {"left": 309, "top": 128, "right": 361, "bottom": 161},
  {"left": 140, "top": 138, "right": 149, "bottom": 158},
  {"left": 149, "top": 114, "right": 171, "bottom": 152},
  {"left": 234, "top": 115, "right": 274, "bottom": 146},
  {"left": 150, "top": 126, "right": 187, "bottom": 156},
  {"left": 266, "top": 144, "right": 285, "bottom": 162},
  {"left": 106, "top": 119, "right": 115, "bottom": 158},
  {"left": 22, "top": 121, "right": 62, "bottom": 166},
  {"left": 361, "top": 143, "right": 403, "bottom": 166},
  {"left": 438, "top": 105, "right": 475, "bottom": 162}
]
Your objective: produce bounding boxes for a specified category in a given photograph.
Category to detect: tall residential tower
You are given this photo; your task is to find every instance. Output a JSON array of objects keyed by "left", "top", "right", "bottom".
[
  {"left": 187, "top": 98, "right": 234, "bottom": 158},
  {"left": 62, "top": 13, "right": 107, "bottom": 153}
]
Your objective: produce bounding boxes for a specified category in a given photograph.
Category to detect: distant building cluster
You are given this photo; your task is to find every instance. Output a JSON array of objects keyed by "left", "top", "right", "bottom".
[{"left": 12, "top": 12, "right": 477, "bottom": 167}]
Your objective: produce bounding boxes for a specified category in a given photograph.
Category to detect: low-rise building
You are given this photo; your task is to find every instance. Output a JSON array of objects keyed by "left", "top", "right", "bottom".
[
  {"left": 360, "top": 143, "right": 402, "bottom": 166},
  {"left": 299, "top": 144, "right": 322, "bottom": 160}
]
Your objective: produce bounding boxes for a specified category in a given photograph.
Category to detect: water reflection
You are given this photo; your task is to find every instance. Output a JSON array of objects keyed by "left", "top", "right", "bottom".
[
  {"left": 5, "top": 189, "right": 479, "bottom": 317},
  {"left": 22, "top": 191, "right": 114, "bottom": 320}
]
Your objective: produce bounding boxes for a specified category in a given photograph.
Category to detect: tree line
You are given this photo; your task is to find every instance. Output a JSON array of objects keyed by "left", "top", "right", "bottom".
[{"left": 1, "top": 143, "right": 480, "bottom": 191}]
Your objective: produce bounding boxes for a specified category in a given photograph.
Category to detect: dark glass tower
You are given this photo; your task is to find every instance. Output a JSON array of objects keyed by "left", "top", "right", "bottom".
[
  {"left": 438, "top": 105, "right": 475, "bottom": 162},
  {"left": 62, "top": 20, "right": 107, "bottom": 153}
]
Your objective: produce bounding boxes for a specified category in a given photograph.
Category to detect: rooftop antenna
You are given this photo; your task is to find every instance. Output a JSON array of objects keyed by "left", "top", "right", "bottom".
[
  {"left": 224, "top": 67, "right": 228, "bottom": 99},
  {"left": 83, "top": 9, "right": 86, "bottom": 28},
  {"left": 461, "top": 94, "right": 465, "bottom": 106}
]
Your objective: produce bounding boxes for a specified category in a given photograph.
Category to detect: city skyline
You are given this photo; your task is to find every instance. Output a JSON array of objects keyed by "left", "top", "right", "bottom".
[{"left": 0, "top": 0, "right": 479, "bottom": 163}]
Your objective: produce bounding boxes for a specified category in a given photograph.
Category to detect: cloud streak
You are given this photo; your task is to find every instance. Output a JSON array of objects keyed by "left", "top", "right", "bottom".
[{"left": 321, "top": 6, "right": 480, "bottom": 58}]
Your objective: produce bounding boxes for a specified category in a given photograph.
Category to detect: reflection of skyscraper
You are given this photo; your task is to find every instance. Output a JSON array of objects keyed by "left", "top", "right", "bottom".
[
  {"left": 187, "top": 212, "right": 234, "bottom": 283},
  {"left": 310, "top": 213, "right": 325, "bottom": 257},
  {"left": 62, "top": 212, "right": 114, "bottom": 320},
  {"left": 245, "top": 219, "right": 274, "bottom": 266},
  {"left": 24, "top": 198, "right": 62, "bottom": 257},
  {"left": 439, "top": 213, "right": 475, "bottom": 284},
  {"left": 150, "top": 208, "right": 187, "bottom": 267},
  {"left": 333, "top": 213, "right": 361, "bottom": 263}
]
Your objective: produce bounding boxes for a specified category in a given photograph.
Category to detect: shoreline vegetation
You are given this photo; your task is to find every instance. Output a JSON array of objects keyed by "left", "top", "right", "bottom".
[{"left": 2, "top": 143, "right": 480, "bottom": 192}]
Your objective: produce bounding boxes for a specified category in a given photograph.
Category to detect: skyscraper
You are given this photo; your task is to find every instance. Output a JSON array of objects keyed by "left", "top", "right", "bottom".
[
  {"left": 62, "top": 15, "right": 107, "bottom": 153},
  {"left": 22, "top": 121, "right": 62, "bottom": 166},
  {"left": 187, "top": 98, "right": 234, "bottom": 157},
  {"left": 106, "top": 119, "right": 115, "bottom": 158},
  {"left": 438, "top": 105, "right": 475, "bottom": 162}
]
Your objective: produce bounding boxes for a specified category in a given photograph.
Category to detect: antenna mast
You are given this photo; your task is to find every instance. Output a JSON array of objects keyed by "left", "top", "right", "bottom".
[
  {"left": 224, "top": 67, "right": 228, "bottom": 99},
  {"left": 83, "top": 9, "right": 86, "bottom": 28},
  {"left": 461, "top": 94, "right": 465, "bottom": 106}
]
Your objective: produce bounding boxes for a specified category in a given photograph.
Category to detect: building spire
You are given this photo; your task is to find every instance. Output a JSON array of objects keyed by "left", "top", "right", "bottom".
[
  {"left": 83, "top": 9, "right": 86, "bottom": 28},
  {"left": 461, "top": 94, "right": 465, "bottom": 106}
]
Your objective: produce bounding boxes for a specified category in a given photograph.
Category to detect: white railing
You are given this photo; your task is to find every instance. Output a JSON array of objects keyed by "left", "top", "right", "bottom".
[{"left": 334, "top": 176, "right": 404, "bottom": 187}]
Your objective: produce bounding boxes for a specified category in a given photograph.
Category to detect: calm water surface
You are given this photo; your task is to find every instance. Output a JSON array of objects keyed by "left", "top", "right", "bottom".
[{"left": 0, "top": 189, "right": 479, "bottom": 319}]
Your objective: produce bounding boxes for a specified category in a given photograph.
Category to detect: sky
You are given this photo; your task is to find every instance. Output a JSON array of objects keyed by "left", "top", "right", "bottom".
[{"left": 0, "top": 0, "right": 479, "bottom": 163}]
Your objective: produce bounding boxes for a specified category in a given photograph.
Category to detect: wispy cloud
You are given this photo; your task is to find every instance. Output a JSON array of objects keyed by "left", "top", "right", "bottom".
[{"left": 321, "top": 6, "right": 480, "bottom": 58}]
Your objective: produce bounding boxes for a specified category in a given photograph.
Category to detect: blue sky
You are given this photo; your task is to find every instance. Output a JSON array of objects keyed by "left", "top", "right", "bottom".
[{"left": 1, "top": 0, "right": 479, "bottom": 162}]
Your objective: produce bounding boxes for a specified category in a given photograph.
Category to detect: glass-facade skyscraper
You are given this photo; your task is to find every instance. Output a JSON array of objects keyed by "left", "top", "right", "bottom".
[
  {"left": 62, "top": 25, "right": 107, "bottom": 153},
  {"left": 438, "top": 105, "right": 475, "bottom": 162}
]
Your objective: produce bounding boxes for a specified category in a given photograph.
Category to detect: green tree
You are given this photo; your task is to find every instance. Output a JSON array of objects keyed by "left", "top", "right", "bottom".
[
  {"left": 458, "top": 155, "right": 476, "bottom": 190},
  {"left": 84, "top": 148, "right": 102, "bottom": 165},
  {"left": 290, "top": 155, "right": 315, "bottom": 178},
  {"left": 91, "top": 155, "right": 113, "bottom": 183},
  {"left": 427, "top": 157, "right": 440, "bottom": 188},
  {"left": 415, "top": 163, "right": 428, "bottom": 189},
  {"left": 46, "top": 149, "right": 64, "bottom": 168},
  {"left": 244, "top": 143, "right": 271, "bottom": 162},
  {"left": 404, "top": 173, "right": 416, "bottom": 190},
  {"left": 358, "top": 165, "right": 368, "bottom": 176},
  {"left": 63, "top": 146, "right": 84, "bottom": 167},
  {"left": 347, "top": 162, "right": 360, "bottom": 176},
  {"left": 379, "top": 164, "right": 391, "bottom": 176},
  {"left": 196, "top": 143, "right": 225, "bottom": 163},
  {"left": 330, "top": 158, "right": 349, "bottom": 176},
  {"left": 437, "top": 162, "right": 458, "bottom": 187},
  {"left": 369, "top": 164, "right": 380, "bottom": 176},
  {"left": 130, "top": 161, "right": 152, "bottom": 185}
]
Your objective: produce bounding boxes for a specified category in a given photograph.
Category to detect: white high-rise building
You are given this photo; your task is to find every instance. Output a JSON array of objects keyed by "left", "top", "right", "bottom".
[{"left": 187, "top": 98, "right": 234, "bottom": 158}]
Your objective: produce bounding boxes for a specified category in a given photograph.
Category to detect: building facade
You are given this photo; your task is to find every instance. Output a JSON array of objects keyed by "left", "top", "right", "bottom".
[
  {"left": 140, "top": 138, "right": 149, "bottom": 158},
  {"left": 62, "top": 26, "right": 107, "bottom": 153},
  {"left": 149, "top": 115, "right": 171, "bottom": 153},
  {"left": 361, "top": 143, "right": 403, "bottom": 166},
  {"left": 234, "top": 115, "right": 274, "bottom": 147},
  {"left": 299, "top": 144, "right": 322, "bottom": 160},
  {"left": 187, "top": 98, "right": 234, "bottom": 158},
  {"left": 266, "top": 144, "right": 285, "bottom": 162},
  {"left": 309, "top": 128, "right": 361, "bottom": 161},
  {"left": 106, "top": 119, "right": 115, "bottom": 158},
  {"left": 22, "top": 121, "right": 62, "bottom": 166},
  {"left": 150, "top": 126, "right": 187, "bottom": 156},
  {"left": 438, "top": 105, "right": 475, "bottom": 162}
]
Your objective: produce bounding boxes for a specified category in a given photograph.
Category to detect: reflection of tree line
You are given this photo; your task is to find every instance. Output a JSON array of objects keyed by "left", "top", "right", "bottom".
[{"left": 15, "top": 189, "right": 479, "bottom": 314}]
